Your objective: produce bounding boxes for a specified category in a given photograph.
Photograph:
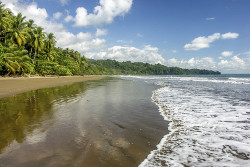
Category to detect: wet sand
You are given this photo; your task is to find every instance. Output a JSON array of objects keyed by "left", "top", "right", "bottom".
[
  {"left": 0, "top": 75, "right": 105, "bottom": 99},
  {"left": 0, "top": 78, "right": 169, "bottom": 167}
]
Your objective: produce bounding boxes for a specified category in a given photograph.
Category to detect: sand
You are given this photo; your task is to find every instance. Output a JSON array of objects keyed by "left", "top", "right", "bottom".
[
  {"left": 0, "top": 77, "right": 169, "bottom": 167},
  {"left": 0, "top": 75, "right": 106, "bottom": 99}
]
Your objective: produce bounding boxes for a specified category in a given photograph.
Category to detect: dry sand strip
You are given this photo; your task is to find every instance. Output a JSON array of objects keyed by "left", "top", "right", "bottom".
[{"left": 0, "top": 75, "right": 106, "bottom": 99}]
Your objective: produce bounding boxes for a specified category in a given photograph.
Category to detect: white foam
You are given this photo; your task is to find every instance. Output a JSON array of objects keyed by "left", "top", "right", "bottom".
[
  {"left": 139, "top": 85, "right": 250, "bottom": 167},
  {"left": 119, "top": 75, "right": 250, "bottom": 85},
  {"left": 229, "top": 77, "right": 250, "bottom": 81},
  {"left": 175, "top": 77, "right": 250, "bottom": 85}
]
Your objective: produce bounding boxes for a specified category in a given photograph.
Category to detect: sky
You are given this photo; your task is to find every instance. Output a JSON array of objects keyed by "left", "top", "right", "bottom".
[{"left": 1, "top": 0, "right": 250, "bottom": 74}]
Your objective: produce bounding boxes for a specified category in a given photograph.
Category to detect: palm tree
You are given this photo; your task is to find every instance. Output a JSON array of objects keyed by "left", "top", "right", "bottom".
[
  {"left": 44, "top": 33, "right": 56, "bottom": 51},
  {"left": 1, "top": 45, "right": 34, "bottom": 75},
  {"left": 25, "top": 19, "right": 37, "bottom": 58},
  {"left": 8, "top": 13, "right": 29, "bottom": 46},
  {"left": 31, "top": 26, "right": 44, "bottom": 64},
  {"left": 44, "top": 33, "right": 56, "bottom": 61},
  {"left": 1, "top": 53, "right": 20, "bottom": 74},
  {"left": 0, "top": 2, "right": 12, "bottom": 42},
  {"left": 27, "top": 19, "right": 36, "bottom": 29},
  {"left": 72, "top": 50, "right": 81, "bottom": 64}
]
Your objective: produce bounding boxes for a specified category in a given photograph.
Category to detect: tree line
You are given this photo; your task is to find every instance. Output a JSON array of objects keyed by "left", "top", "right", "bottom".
[
  {"left": 88, "top": 59, "right": 221, "bottom": 75},
  {"left": 0, "top": 1, "right": 220, "bottom": 76}
]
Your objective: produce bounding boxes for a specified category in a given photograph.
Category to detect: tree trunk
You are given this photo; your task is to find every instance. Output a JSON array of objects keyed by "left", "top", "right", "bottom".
[{"left": 33, "top": 50, "right": 36, "bottom": 65}]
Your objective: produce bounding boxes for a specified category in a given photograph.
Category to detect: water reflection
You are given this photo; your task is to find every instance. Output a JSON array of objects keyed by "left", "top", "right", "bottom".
[
  {"left": 0, "top": 82, "right": 87, "bottom": 153},
  {"left": 0, "top": 78, "right": 168, "bottom": 167}
]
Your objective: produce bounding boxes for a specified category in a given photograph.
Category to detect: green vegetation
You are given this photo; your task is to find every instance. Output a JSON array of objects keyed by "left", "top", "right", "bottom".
[
  {"left": 0, "top": 1, "right": 88, "bottom": 76},
  {"left": 0, "top": 1, "right": 220, "bottom": 76},
  {"left": 88, "top": 59, "right": 221, "bottom": 75}
]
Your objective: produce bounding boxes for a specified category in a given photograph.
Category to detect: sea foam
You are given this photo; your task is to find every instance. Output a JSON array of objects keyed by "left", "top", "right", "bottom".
[{"left": 128, "top": 75, "right": 250, "bottom": 167}]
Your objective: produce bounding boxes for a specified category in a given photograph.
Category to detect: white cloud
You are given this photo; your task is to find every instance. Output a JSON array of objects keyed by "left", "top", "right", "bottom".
[
  {"left": 218, "top": 55, "right": 247, "bottom": 73},
  {"left": 206, "top": 17, "right": 215, "bottom": 21},
  {"left": 63, "top": 37, "right": 106, "bottom": 53},
  {"left": 86, "top": 45, "right": 166, "bottom": 64},
  {"left": 95, "top": 28, "right": 108, "bottom": 37},
  {"left": 218, "top": 60, "right": 229, "bottom": 66},
  {"left": 77, "top": 32, "right": 92, "bottom": 40},
  {"left": 73, "top": 0, "right": 133, "bottom": 27},
  {"left": 166, "top": 55, "right": 250, "bottom": 74},
  {"left": 167, "top": 57, "right": 217, "bottom": 70},
  {"left": 172, "top": 50, "right": 177, "bottom": 53},
  {"left": 59, "top": 0, "right": 69, "bottom": 6},
  {"left": 232, "top": 55, "right": 245, "bottom": 65},
  {"left": 53, "top": 12, "right": 63, "bottom": 20},
  {"left": 221, "top": 51, "right": 233, "bottom": 57},
  {"left": 222, "top": 32, "right": 239, "bottom": 39},
  {"left": 54, "top": 30, "right": 106, "bottom": 53},
  {"left": 64, "top": 15, "right": 74, "bottom": 22},
  {"left": 244, "top": 51, "right": 250, "bottom": 56},
  {"left": 64, "top": 9, "right": 74, "bottom": 22},
  {"left": 116, "top": 40, "right": 125, "bottom": 43},
  {"left": 184, "top": 33, "right": 220, "bottom": 51},
  {"left": 2, "top": 0, "right": 18, "bottom": 2},
  {"left": 116, "top": 40, "right": 133, "bottom": 44},
  {"left": 184, "top": 32, "right": 239, "bottom": 51},
  {"left": 1, "top": 1, "right": 49, "bottom": 26}
]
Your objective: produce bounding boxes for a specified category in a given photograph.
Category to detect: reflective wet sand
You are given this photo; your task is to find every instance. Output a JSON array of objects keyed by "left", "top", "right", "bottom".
[
  {"left": 0, "top": 78, "right": 168, "bottom": 167},
  {"left": 0, "top": 75, "right": 105, "bottom": 98}
]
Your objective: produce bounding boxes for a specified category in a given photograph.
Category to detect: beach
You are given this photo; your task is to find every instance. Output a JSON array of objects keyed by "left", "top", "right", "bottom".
[
  {"left": 0, "top": 75, "right": 105, "bottom": 99},
  {"left": 0, "top": 77, "right": 169, "bottom": 167},
  {"left": 2, "top": 75, "right": 249, "bottom": 166}
]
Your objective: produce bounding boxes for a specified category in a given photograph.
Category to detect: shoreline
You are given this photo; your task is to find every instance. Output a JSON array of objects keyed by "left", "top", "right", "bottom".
[
  {"left": 0, "top": 75, "right": 106, "bottom": 99},
  {"left": 0, "top": 77, "right": 169, "bottom": 167}
]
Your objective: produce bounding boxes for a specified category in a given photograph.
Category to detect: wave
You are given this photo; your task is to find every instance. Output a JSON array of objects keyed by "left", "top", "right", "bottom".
[
  {"left": 119, "top": 75, "right": 250, "bottom": 85},
  {"left": 139, "top": 84, "right": 250, "bottom": 167}
]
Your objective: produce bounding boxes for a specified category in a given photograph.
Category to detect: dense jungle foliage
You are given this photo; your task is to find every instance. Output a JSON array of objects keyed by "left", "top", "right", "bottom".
[
  {"left": 88, "top": 59, "right": 221, "bottom": 75},
  {"left": 0, "top": 1, "right": 220, "bottom": 76},
  {"left": 0, "top": 1, "right": 90, "bottom": 76}
]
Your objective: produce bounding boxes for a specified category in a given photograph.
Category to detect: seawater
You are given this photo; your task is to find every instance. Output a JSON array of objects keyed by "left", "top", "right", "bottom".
[
  {"left": 121, "top": 75, "right": 250, "bottom": 167},
  {"left": 0, "top": 78, "right": 168, "bottom": 167}
]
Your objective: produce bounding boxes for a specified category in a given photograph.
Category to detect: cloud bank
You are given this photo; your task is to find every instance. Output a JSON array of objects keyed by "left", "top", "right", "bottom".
[
  {"left": 86, "top": 45, "right": 166, "bottom": 65},
  {"left": 87, "top": 46, "right": 250, "bottom": 73},
  {"left": 166, "top": 55, "right": 249, "bottom": 74}
]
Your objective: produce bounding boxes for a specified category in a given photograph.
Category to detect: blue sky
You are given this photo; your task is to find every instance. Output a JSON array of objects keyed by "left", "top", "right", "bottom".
[{"left": 2, "top": 0, "right": 250, "bottom": 73}]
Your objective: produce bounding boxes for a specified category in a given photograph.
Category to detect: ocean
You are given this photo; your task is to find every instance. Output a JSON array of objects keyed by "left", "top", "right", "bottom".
[
  {"left": 0, "top": 75, "right": 249, "bottom": 167},
  {"left": 120, "top": 75, "right": 250, "bottom": 167}
]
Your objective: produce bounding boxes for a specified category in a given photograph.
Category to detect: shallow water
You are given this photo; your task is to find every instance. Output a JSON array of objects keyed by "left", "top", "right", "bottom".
[
  {"left": 120, "top": 75, "right": 250, "bottom": 167},
  {"left": 0, "top": 77, "right": 168, "bottom": 167}
]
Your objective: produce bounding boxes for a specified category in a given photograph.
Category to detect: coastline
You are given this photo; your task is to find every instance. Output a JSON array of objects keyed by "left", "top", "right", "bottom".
[
  {"left": 0, "top": 75, "right": 106, "bottom": 99},
  {"left": 0, "top": 77, "right": 169, "bottom": 167}
]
